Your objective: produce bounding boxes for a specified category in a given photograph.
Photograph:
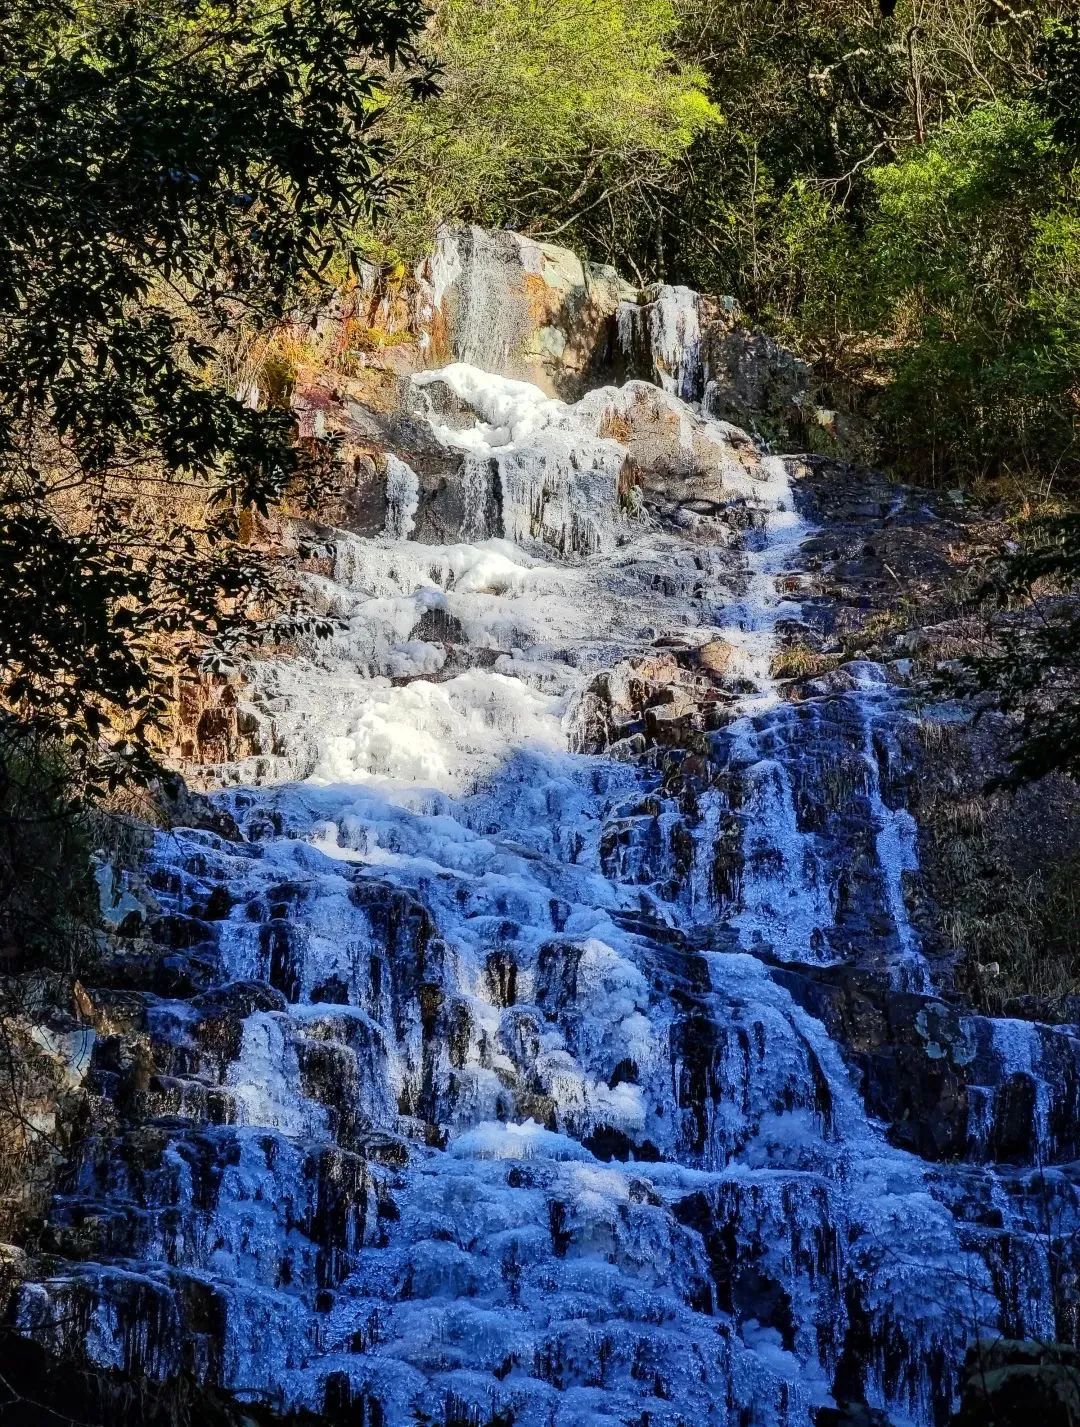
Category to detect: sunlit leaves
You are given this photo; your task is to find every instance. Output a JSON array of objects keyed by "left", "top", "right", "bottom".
[{"left": 378, "top": 0, "right": 718, "bottom": 260}]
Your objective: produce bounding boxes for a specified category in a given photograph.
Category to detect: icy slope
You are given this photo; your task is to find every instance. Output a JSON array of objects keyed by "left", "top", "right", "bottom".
[{"left": 16, "top": 346, "right": 1080, "bottom": 1427}]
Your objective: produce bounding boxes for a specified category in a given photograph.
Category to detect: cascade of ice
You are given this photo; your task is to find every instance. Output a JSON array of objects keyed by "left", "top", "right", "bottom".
[
  {"left": 14, "top": 273, "right": 1080, "bottom": 1427},
  {"left": 618, "top": 286, "right": 706, "bottom": 401},
  {"left": 384, "top": 455, "right": 421, "bottom": 541}
]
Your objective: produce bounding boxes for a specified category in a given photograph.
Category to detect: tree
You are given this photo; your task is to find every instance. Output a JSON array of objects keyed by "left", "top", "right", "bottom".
[
  {"left": 0, "top": 0, "right": 434, "bottom": 788},
  {"left": 865, "top": 96, "right": 1080, "bottom": 484},
  {"left": 374, "top": 0, "right": 718, "bottom": 270},
  {"left": 658, "top": 0, "right": 1073, "bottom": 324}
]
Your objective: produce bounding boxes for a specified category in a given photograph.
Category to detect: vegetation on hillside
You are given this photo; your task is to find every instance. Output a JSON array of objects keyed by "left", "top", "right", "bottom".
[
  {"left": 375, "top": 0, "right": 718, "bottom": 269},
  {"left": 914, "top": 713, "right": 1080, "bottom": 1019},
  {"left": 0, "top": 0, "right": 433, "bottom": 789}
]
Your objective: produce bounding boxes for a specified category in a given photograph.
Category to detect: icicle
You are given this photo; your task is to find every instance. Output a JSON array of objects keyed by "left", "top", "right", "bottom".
[{"left": 384, "top": 455, "right": 420, "bottom": 541}]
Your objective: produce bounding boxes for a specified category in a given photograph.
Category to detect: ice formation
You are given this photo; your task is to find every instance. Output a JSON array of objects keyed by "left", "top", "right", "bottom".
[
  {"left": 15, "top": 281, "right": 1080, "bottom": 1427},
  {"left": 384, "top": 455, "right": 421, "bottom": 541},
  {"left": 618, "top": 285, "right": 705, "bottom": 401}
]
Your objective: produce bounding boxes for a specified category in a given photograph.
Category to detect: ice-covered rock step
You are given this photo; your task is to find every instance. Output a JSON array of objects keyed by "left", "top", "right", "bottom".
[
  {"left": 408, "top": 365, "right": 788, "bottom": 556},
  {"left": 81, "top": 984, "right": 403, "bottom": 1145},
  {"left": 29, "top": 1124, "right": 1050, "bottom": 1427},
  {"left": 700, "top": 674, "right": 930, "bottom": 991},
  {"left": 300, "top": 1139, "right": 982, "bottom": 1427},
  {"left": 963, "top": 1016, "right": 1080, "bottom": 1166},
  {"left": 280, "top": 1323, "right": 816, "bottom": 1427},
  {"left": 18, "top": 1259, "right": 318, "bottom": 1385},
  {"left": 46, "top": 1123, "right": 399, "bottom": 1287},
  {"left": 110, "top": 1075, "right": 238, "bottom": 1126},
  {"left": 929, "top": 1160, "right": 1080, "bottom": 1340}
]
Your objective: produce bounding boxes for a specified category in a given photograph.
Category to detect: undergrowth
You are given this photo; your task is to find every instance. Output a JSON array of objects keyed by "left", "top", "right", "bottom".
[
  {"left": 912, "top": 715, "right": 1080, "bottom": 1019},
  {"left": 769, "top": 643, "right": 841, "bottom": 681},
  {"left": 0, "top": 731, "right": 96, "bottom": 1242}
]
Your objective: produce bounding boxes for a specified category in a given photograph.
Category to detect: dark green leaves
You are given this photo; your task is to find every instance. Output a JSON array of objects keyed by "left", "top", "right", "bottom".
[
  {"left": 1039, "top": 16, "right": 1080, "bottom": 150},
  {"left": 0, "top": 0, "right": 432, "bottom": 782}
]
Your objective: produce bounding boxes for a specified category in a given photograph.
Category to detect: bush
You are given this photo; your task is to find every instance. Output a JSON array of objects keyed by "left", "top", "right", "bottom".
[{"left": 0, "top": 726, "right": 94, "bottom": 981}]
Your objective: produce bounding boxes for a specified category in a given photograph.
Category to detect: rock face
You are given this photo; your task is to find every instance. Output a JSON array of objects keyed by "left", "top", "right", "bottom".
[
  {"left": 418, "top": 226, "right": 637, "bottom": 397},
  {"left": 8, "top": 230, "right": 1080, "bottom": 1427},
  {"left": 418, "top": 228, "right": 815, "bottom": 442}
]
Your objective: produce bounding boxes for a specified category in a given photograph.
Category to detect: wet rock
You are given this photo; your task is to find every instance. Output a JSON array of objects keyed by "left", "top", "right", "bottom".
[
  {"left": 483, "top": 950, "right": 518, "bottom": 1009},
  {"left": 776, "top": 966, "right": 973, "bottom": 1158},
  {"left": 704, "top": 321, "right": 812, "bottom": 442},
  {"left": 950, "top": 1341, "right": 1080, "bottom": 1427},
  {"left": 193, "top": 982, "right": 288, "bottom": 1075},
  {"left": 988, "top": 1073, "right": 1039, "bottom": 1163},
  {"left": 410, "top": 605, "right": 467, "bottom": 645}
]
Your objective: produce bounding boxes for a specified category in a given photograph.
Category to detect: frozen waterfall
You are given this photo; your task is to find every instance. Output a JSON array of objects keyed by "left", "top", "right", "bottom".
[{"left": 14, "top": 298, "right": 1080, "bottom": 1427}]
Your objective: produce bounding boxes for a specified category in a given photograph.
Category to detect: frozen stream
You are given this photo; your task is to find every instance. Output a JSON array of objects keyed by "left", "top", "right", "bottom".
[{"left": 15, "top": 332, "right": 1080, "bottom": 1427}]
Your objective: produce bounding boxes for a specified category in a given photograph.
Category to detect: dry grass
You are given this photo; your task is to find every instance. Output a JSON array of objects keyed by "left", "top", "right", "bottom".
[
  {"left": 912, "top": 716, "right": 962, "bottom": 754},
  {"left": 769, "top": 643, "right": 843, "bottom": 681},
  {"left": 839, "top": 605, "right": 911, "bottom": 657},
  {"left": 938, "top": 849, "right": 1080, "bottom": 1012},
  {"left": 599, "top": 410, "right": 634, "bottom": 444},
  {"left": 819, "top": 753, "right": 869, "bottom": 811}
]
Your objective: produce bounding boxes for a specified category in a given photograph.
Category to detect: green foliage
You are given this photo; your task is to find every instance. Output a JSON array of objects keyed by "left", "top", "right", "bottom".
[
  {"left": 378, "top": 0, "right": 718, "bottom": 263},
  {"left": 0, "top": 0, "right": 432, "bottom": 776},
  {"left": 865, "top": 99, "right": 1080, "bottom": 483},
  {"left": 665, "top": 0, "right": 909, "bottom": 302},
  {"left": 650, "top": 2, "right": 1079, "bottom": 469},
  {"left": 1039, "top": 14, "right": 1080, "bottom": 147},
  {"left": 631, "top": 0, "right": 1080, "bottom": 781}
]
